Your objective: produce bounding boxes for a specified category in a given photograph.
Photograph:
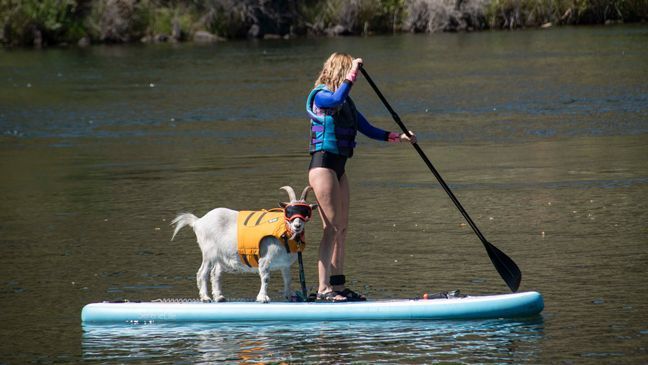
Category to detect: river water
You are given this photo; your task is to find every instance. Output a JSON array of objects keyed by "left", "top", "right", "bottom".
[{"left": 1, "top": 25, "right": 647, "bottom": 364}]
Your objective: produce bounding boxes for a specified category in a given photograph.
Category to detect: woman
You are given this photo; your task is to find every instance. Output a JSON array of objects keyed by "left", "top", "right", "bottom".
[{"left": 307, "top": 53, "right": 416, "bottom": 302}]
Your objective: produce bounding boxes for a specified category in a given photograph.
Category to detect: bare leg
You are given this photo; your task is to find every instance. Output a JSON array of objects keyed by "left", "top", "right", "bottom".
[
  {"left": 331, "top": 173, "right": 350, "bottom": 292},
  {"left": 309, "top": 167, "right": 346, "bottom": 301}
]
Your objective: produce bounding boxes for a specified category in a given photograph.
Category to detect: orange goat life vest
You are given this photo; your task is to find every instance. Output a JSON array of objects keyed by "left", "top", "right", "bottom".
[{"left": 236, "top": 209, "right": 305, "bottom": 268}]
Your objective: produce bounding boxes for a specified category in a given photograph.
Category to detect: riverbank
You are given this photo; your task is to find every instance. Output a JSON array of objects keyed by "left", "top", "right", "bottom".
[{"left": 1, "top": 0, "right": 647, "bottom": 47}]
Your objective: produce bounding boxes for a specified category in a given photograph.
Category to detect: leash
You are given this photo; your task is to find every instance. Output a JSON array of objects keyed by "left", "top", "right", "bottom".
[
  {"left": 295, "top": 235, "right": 308, "bottom": 300},
  {"left": 297, "top": 251, "right": 308, "bottom": 300},
  {"left": 283, "top": 234, "right": 308, "bottom": 301}
]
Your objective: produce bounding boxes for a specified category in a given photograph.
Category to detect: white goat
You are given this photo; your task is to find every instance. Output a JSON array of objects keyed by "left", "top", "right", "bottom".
[{"left": 171, "top": 186, "right": 316, "bottom": 303}]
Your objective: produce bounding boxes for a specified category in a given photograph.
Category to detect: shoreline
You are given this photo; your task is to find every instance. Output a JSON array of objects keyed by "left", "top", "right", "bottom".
[
  {"left": 2, "top": 22, "right": 646, "bottom": 51},
  {"left": 2, "top": 0, "right": 646, "bottom": 49}
]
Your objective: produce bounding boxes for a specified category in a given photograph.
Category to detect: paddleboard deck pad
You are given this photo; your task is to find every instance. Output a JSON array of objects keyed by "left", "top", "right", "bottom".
[{"left": 81, "top": 291, "right": 543, "bottom": 324}]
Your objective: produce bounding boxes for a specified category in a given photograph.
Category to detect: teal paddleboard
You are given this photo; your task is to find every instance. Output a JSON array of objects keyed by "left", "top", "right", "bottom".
[{"left": 81, "top": 291, "right": 543, "bottom": 324}]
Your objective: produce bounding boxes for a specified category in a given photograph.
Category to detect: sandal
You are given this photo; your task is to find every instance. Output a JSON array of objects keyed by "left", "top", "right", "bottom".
[
  {"left": 316, "top": 291, "right": 347, "bottom": 302},
  {"left": 336, "top": 288, "right": 367, "bottom": 302}
]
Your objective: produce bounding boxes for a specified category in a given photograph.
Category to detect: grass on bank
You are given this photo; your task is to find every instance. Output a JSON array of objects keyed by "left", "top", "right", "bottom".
[{"left": 1, "top": 0, "right": 646, "bottom": 47}]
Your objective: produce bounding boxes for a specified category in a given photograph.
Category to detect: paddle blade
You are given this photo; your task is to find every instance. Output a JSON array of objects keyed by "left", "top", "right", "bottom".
[{"left": 483, "top": 240, "right": 521, "bottom": 292}]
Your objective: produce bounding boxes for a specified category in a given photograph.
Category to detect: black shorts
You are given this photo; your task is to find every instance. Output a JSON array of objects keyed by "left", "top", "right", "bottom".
[{"left": 308, "top": 151, "right": 347, "bottom": 181}]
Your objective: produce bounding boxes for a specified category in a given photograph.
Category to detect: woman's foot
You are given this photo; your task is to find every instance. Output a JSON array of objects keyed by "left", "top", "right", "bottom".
[
  {"left": 336, "top": 288, "right": 367, "bottom": 301},
  {"left": 316, "top": 291, "right": 347, "bottom": 302},
  {"left": 330, "top": 275, "right": 367, "bottom": 301}
]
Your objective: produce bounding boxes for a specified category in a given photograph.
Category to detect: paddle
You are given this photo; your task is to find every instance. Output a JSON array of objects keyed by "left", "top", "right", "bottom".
[{"left": 360, "top": 67, "right": 522, "bottom": 293}]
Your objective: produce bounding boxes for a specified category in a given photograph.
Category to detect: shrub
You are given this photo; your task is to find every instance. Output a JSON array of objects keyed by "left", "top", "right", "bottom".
[
  {"left": 299, "top": 0, "right": 406, "bottom": 35},
  {"left": 1, "top": 0, "right": 646, "bottom": 46},
  {"left": 0, "top": 0, "right": 88, "bottom": 46},
  {"left": 404, "top": 0, "right": 488, "bottom": 32},
  {"left": 484, "top": 0, "right": 648, "bottom": 28}
]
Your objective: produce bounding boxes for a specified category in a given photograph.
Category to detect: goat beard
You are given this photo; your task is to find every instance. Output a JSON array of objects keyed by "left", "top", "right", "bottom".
[
  {"left": 286, "top": 219, "right": 306, "bottom": 242},
  {"left": 289, "top": 231, "right": 299, "bottom": 241},
  {"left": 286, "top": 224, "right": 301, "bottom": 241}
]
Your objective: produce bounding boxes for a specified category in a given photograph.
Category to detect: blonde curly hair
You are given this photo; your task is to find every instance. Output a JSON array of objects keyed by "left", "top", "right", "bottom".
[{"left": 314, "top": 52, "right": 353, "bottom": 92}]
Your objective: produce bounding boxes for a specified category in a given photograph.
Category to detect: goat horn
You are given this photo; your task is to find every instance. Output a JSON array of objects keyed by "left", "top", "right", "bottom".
[
  {"left": 279, "top": 186, "right": 297, "bottom": 202},
  {"left": 299, "top": 186, "right": 312, "bottom": 201}
]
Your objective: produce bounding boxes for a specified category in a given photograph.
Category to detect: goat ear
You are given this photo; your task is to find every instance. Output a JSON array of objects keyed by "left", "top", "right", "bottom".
[{"left": 279, "top": 202, "right": 288, "bottom": 208}]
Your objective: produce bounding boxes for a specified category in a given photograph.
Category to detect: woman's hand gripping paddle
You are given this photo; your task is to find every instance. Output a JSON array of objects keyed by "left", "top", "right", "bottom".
[{"left": 360, "top": 67, "right": 522, "bottom": 292}]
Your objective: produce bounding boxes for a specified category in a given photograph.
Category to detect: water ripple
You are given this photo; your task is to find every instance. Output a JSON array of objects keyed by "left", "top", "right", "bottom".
[{"left": 83, "top": 318, "right": 545, "bottom": 364}]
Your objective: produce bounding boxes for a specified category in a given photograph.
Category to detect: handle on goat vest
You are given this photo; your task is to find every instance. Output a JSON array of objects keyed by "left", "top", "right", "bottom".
[{"left": 360, "top": 67, "right": 522, "bottom": 293}]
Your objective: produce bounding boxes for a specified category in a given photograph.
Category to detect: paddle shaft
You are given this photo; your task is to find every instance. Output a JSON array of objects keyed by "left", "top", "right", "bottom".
[
  {"left": 360, "top": 68, "right": 487, "bottom": 241},
  {"left": 360, "top": 67, "right": 520, "bottom": 292}
]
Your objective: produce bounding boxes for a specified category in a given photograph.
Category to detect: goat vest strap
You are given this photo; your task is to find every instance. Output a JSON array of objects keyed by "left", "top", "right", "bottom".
[{"left": 236, "top": 209, "right": 305, "bottom": 268}]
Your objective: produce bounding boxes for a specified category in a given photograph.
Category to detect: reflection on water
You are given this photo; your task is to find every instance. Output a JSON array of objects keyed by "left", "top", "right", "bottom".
[{"left": 83, "top": 318, "right": 544, "bottom": 364}]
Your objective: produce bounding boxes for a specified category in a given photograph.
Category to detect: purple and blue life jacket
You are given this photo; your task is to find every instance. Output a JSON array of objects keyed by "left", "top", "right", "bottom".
[{"left": 306, "top": 84, "right": 358, "bottom": 157}]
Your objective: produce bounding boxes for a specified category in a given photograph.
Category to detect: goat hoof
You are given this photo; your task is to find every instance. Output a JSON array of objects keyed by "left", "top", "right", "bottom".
[
  {"left": 200, "top": 297, "right": 212, "bottom": 303},
  {"left": 216, "top": 296, "right": 227, "bottom": 302},
  {"left": 256, "top": 295, "right": 270, "bottom": 303}
]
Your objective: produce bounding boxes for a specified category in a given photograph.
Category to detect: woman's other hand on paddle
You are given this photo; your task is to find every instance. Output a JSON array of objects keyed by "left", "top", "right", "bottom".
[
  {"left": 400, "top": 131, "right": 416, "bottom": 143},
  {"left": 388, "top": 131, "right": 417, "bottom": 144}
]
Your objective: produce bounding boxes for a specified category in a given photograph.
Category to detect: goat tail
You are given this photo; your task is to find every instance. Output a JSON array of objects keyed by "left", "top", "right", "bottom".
[{"left": 170, "top": 213, "right": 198, "bottom": 241}]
